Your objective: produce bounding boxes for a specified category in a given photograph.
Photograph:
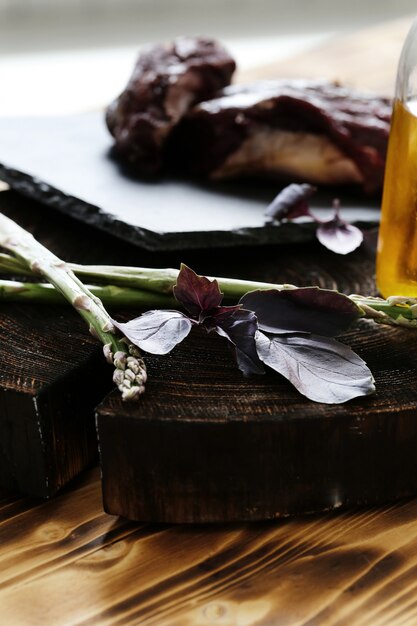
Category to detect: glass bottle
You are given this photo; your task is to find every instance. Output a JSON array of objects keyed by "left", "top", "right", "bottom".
[{"left": 376, "top": 18, "right": 417, "bottom": 297}]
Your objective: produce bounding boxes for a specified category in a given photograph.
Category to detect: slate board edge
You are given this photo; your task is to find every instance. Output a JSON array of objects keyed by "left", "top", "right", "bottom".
[{"left": 0, "top": 165, "right": 378, "bottom": 252}]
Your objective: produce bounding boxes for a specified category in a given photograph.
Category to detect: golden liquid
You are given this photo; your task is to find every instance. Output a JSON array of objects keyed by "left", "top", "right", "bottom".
[{"left": 377, "top": 99, "right": 417, "bottom": 297}]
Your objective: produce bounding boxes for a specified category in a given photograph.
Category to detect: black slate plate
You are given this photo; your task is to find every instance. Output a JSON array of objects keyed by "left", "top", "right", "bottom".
[{"left": 0, "top": 112, "right": 380, "bottom": 251}]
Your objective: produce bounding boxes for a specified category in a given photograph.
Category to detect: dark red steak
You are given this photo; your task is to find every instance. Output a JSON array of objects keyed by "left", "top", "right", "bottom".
[
  {"left": 170, "top": 80, "right": 391, "bottom": 193},
  {"left": 106, "top": 37, "right": 236, "bottom": 175}
]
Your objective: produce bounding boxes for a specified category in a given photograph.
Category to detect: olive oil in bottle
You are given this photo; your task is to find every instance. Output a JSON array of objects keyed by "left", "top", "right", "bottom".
[
  {"left": 376, "top": 99, "right": 417, "bottom": 297},
  {"left": 376, "top": 18, "right": 417, "bottom": 297}
]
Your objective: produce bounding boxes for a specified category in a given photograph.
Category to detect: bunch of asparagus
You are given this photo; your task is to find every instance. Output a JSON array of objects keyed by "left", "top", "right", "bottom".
[{"left": 0, "top": 211, "right": 416, "bottom": 403}]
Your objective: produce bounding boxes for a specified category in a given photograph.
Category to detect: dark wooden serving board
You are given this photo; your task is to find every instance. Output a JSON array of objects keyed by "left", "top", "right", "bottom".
[
  {"left": 0, "top": 305, "right": 111, "bottom": 497},
  {"left": 2, "top": 185, "right": 417, "bottom": 524},
  {"left": 96, "top": 317, "right": 417, "bottom": 523}
]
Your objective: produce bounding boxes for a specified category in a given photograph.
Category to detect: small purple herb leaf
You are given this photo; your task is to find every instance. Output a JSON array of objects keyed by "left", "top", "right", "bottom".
[
  {"left": 173, "top": 263, "right": 223, "bottom": 317},
  {"left": 240, "top": 288, "right": 362, "bottom": 337},
  {"left": 113, "top": 310, "right": 192, "bottom": 355},
  {"left": 316, "top": 204, "right": 363, "bottom": 255},
  {"left": 201, "top": 304, "right": 242, "bottom": 322},
  {"left": 255, "top": 331, "right": 375, "bottom": 404},
  {"left": 265, "top": 183, "right": 316, "bottom": 224},
  {"left": 204, "top": 307, "right": 264, "bottom": 376}
]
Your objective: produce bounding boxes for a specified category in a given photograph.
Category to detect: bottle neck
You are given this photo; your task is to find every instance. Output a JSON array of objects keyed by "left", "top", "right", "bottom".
[{"left": 396, "top": 18, "right": 417, "bottom": 103}]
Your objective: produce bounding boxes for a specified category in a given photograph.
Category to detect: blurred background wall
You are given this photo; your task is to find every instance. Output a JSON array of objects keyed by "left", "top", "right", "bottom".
[
  {"left": 0, "top": 0, "right": 414, "bottom": 116},
  {"left": 0, "top": 0, "right": 415, "bottom": 53}
]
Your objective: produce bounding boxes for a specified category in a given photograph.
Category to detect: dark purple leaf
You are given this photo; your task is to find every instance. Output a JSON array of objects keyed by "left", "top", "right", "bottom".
[
  {"left": 316, "top": 207, "right": 363, "bottom": 255},
  {"left": 173, "top": 264, "right": 223, "bottom": 317},
  {"left": 265, "top": 183, "right": 316, "bottom": 223},
  {"left": 256, "top": 331, "right": 375, "bottom": 403},
  {"left": 240, "top": 288, "right": 361, "bottom": 337},
  {"left": 204, "top": 307, "right": 264, "bottom": 376},
  {"left": 201, "top": 304, "right": 242, "bottom": 321},
  {"left": 113, "top": 310, "right": 192, "bottom": 355}
]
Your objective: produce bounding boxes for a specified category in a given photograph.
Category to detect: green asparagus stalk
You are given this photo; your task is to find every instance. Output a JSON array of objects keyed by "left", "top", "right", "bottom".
[
  {"left": 0, "top": 279, "right": 176, "bottom": 308},
  {"left": 1, "top": 251, "right": 417, "bottom": 328},
  {"left": 0, "top": 214, "right": 147, "bottom": 401},
  {"left": 0, "top": 252, "right": 33, "bottom": 276},
  {"left": 0, "top": 252, "right": 273, "bottom": 296}
]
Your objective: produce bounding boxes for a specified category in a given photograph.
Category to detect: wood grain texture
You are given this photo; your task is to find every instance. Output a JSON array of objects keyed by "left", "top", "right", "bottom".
[
  {"left": 0, "top": 303, "right": 111, "bottom": 496},
  {"left": 0, "top": 191, "right": 139, "bottom": 497},
  {"left": 239, "top": 16, "right": 413, "bottom": 96},
  {"left": 97, "top": 314, "right": 417, "bottom": 523},
  {"left": 3, "top": 469, "right": 417, "bottom": 625}
]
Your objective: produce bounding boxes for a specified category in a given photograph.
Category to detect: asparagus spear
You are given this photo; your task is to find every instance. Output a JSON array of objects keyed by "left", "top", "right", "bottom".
[
  {"left": 1, "top": 252, "right": 416, "bottom": 328},
  {"left": 0, "top": 279, "right": 176, "bottom": 308},
  {"left": 0, "top": 213, "right": 147, "bottom": 401}
]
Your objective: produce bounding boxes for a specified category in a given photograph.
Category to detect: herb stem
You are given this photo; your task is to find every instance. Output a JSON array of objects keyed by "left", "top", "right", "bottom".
[
  {"left": 1, "top": 250, "right": 417, "bottom": 328},
  {"left": 0, "top": 279, "right": 176, "bottom": 308}
]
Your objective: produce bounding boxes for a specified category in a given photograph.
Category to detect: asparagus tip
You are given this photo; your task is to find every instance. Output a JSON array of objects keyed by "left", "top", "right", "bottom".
[{"left": 113, "top": 349, "right": 147, "bottom": 402}]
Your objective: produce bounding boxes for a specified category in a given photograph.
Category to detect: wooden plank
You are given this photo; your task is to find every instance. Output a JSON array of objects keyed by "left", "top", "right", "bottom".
[
  {"left": 240, "top": 16, "right": 413, "bottom": 96},
  {"left": 2, "top": 469, "right": 417, "bottom": 625},
  {"left": 0, "top": 303, "right": 111, "bottom": 497},
  {"left": 96, "top": 251, "right": 417, "bottom": 523},
  {"left": 0, "top": 190, "right": 135, "bottom": 497}
]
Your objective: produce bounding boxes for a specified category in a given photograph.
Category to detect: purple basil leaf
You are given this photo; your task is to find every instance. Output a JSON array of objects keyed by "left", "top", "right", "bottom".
[
  {"left": 316, "top": 210, "right": 363, "bottom": 255},
  {"left": 256, "top": 331, "right": 375, "bottom": 404},
  {"left": 204, "top": 307, "right": 264, "bottom": 376},
  {"left": 113, "top": 310, "right": 192, "bottom": 355},
  {"left": 265, "top": 183, "right": 316, "bottom": 223},
  {"left": 240, "top": 288, "right": 361, "bottom": 337},
  {"left": 201, "top": 304, "right": 242, "bottom": 321},
  {"left": 173, "top": 264, "right": 223, "bottom": 317}
]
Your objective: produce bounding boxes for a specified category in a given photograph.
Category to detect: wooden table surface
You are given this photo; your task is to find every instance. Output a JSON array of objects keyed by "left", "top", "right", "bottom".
[
  {"left": 2, "top": 16, "right": 417, "bottom": 626},
  {"left": 3, "top": 468, "right": 417, "bottom": 626}
]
